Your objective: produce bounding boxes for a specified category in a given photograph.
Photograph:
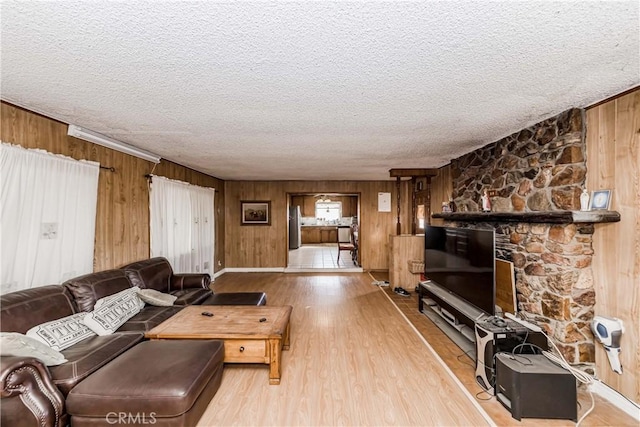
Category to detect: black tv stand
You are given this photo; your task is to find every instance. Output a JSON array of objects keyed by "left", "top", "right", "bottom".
[{"left": 418, "top": 280, "right": 489, "bottom": 358}]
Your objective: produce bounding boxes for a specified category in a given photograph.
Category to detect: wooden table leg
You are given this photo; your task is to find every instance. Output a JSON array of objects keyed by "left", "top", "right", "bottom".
[
  {"left": 268, "top": 338, "right": 281, "bottom": 385},
  {"left": 282, "top": 321, "right": 291, "bottom": 351}
]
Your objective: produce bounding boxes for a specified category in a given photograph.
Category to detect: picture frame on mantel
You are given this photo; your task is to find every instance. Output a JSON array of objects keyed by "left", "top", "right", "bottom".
[
  {"left": 241, "top": 201, "right": 271, "bottom": 225},
  {"left": 589, "top": 190, "right": 612, "bottom": 211}
]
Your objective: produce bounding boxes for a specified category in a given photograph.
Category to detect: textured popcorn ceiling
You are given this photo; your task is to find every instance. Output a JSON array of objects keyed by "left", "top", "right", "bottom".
[{"left": 1, "top": 1, "right": 638, "bottom": 180}]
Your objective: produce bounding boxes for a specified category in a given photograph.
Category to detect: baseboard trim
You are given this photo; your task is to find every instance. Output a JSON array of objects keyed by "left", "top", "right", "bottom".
[
  {"left": 284, "top": 267, "right": 363, "bottom": 273},
  {"left": 589, "top": 380, "right": 640, "bottom": 421},
  {"left": 223, "top": 267, "right": 286, "bottom": 273},
  {"left": 217, "top": 267, "right": 364, "bottom": 274}
]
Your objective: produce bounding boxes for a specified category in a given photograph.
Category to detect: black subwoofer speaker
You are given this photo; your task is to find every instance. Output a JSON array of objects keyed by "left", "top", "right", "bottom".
[
  {"left": 495, "top": 353, "right": 577, "bottom": 421},
  {"left": 474, "top": 319, "right": 547, "bottom": 395}
]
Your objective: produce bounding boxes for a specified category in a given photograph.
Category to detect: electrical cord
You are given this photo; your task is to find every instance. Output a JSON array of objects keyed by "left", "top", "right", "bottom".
[
  {"left": 506, "top": 353, "right": 533, "bottom": 365},
  {"left": 472, "top": 318, "right": 597, "bottom": 424},
  {"left": 475, "top": 389, "right": 493, "bottom": 401},
  {"left": 456, "top": 349, "right": 476, "bottom": 369},
  {"left": 516, "top": 317, "right": 596, "bottom": 427},
  {"left": 511, "top": 342, "right": 545, "bottom": 355},
  {"left": 542, "top": 350, "right": 594, "bottom": 384},
  {"left": 475, "top": 333, "right": 537, "bottom": 395}
]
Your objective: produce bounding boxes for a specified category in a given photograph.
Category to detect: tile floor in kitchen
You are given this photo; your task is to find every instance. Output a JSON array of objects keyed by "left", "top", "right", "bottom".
[{"left": 288, "top": 243, "right": 358, "bottom": 269}]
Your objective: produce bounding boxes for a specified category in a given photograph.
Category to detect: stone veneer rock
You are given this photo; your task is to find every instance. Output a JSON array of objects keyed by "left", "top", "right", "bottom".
[
  {"left": 447, "top": 108, "right": 595, "bottom": 371},
  {"left": 452, "top": 108, "right": 585, "bottom": 212}
]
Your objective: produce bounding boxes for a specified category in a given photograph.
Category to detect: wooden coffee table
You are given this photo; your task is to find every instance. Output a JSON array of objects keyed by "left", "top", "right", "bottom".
[{"left": 145, "top": 305, "right": 292, "bottom": 385}]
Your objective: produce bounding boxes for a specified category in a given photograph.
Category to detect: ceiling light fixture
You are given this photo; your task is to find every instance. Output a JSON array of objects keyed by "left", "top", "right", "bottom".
[{"left": 67, "top": 125, "right": 161, "bottom": 163}]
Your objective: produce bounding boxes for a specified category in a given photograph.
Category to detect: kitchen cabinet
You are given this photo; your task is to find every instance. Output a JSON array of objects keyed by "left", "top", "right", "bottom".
[
  {"left": 301, "top": 227, "right": 320, "bottom": 244},
  {"left": 341, "top": 196, "right": 358, "bottom": 217},
  {"left": 293, "top": 195, "right": 357, "bottom": 218},
  {"left": 321, "top": 228, "right": 337, "bottom": 244},
  {"left": 292, "top": 195, "right": 319, "bottom": 217},
  {"left": 340, "top": 197, "right": 349, "bottom": 217},
  {"left": 303, "top": 196, "right": 316, "bottom": 217},
  {"left": 291, "top": 196, "right": 305, "bottom": 214},
  {"left": 301, "top": 226, "right": 338, "bottom": 244}
]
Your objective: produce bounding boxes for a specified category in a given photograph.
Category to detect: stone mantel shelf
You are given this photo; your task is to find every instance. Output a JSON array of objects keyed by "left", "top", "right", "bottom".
[{"left": 431, "top": 210, "right": 620, "bottom": 224}]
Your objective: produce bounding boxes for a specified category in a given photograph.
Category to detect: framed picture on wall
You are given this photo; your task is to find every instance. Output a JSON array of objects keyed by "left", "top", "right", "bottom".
[
  {"left": 241, "top": 201, "right": 271, "bottom": 225},
  {"left": 589, "top": 190, "right": 612, "bottom": 210}
]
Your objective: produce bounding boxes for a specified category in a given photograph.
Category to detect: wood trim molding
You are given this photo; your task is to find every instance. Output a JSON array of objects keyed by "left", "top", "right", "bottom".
[
  {"left": 432, "top": 210, "right": 621, "bottom": 224},
  {"left": 586, "top": 85, "right": 640, "bottom": 110}
]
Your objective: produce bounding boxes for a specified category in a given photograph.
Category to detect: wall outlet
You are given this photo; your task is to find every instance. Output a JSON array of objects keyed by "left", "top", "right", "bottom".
[{"left": 487, "top": 190, "right": 498, "bottom": 197}]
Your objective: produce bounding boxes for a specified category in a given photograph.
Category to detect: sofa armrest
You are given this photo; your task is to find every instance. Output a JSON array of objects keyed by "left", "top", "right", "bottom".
[
  {"left": 170, "top": 273, "right": 211, "bottom": 291},
  {"left": 1, "top": 356, "right": 66, "bottom": 427}
]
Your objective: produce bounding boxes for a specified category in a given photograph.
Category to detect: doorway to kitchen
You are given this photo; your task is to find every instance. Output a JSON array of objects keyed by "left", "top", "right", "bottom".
[{"left": 286, "top": 193, "right": 362, "bottom": 272}]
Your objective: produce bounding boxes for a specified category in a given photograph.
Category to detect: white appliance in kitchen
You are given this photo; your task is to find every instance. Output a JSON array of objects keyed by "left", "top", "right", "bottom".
[{"left": 288, "top": 206, "right": 301, "bottom": 249}]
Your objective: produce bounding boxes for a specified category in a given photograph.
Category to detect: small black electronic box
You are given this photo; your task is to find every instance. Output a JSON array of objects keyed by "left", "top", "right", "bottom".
[
  {"left": 474, "top": 318, "right": 547, "bottom": 395},
  {"left": 495, "top": 353, "right": 577, "bottom": 421}
]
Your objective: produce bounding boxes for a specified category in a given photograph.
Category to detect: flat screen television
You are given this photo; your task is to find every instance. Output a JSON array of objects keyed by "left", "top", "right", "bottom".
[{"left": 424, "top": 225, "right": 495, "bottom": 315}]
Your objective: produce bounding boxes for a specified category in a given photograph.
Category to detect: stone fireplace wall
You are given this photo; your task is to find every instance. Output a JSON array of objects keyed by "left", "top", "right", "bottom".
[
  {"left": 448, "top": 108, "right": 595, "bottom": 369},
  {"left": 452, "top": 108, "right": 585, "bottom": 213}
]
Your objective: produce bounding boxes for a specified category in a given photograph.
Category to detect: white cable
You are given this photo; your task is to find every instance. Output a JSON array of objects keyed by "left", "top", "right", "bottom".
[
  {"left": 537, "top": 330, "right": 595, "bottom": 426},
  {"left": 542, "top": 351, "right": 594, "bottom": 384},
  {"left": 576, "top": 388, "right": 596, "bottom": 427}
]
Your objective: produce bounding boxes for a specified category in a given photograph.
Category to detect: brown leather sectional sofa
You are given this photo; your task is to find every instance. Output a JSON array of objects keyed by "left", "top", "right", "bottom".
[{"left": 0, "top": 257, "right": 266, "bottom": 427}]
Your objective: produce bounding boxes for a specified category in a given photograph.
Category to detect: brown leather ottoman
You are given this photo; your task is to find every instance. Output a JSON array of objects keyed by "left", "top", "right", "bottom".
[
  {"left": 202, "top": 292, "right": 267, "bottom": 306},
  {"left": 66, "top": 340, "right": 224, "bottom": 427}
]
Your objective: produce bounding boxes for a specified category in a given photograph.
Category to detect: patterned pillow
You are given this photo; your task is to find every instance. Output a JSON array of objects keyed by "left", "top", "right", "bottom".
[
  {"left": 0, "top": 332, "right": 67, "bottom": 366},
  {"left": 83, "top": 287, "right": 144, "bottom": 336},
  {"left": 26, "top": 312, "right": 96, "bottom": 351},
  {"left": 100, "top": 285, "right": 145, "bottom": 309},
  {"left": 137, "top": 289, "right": 177, "bottom": 306}
]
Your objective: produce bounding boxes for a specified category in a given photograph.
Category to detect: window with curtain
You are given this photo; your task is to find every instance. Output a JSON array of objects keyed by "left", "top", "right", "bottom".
[
  {"left": 149, "top": 175, "right": 214, "bottom": 275},
  {"left": 1, "top": 142, "right": 100, "bottom": 292},
  {"left": 315, "top": 201, "right": 342, "bottom": 222}
]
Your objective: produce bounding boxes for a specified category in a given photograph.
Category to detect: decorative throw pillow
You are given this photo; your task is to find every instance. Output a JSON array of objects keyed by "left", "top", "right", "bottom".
[
  {"left": 137, "top": 289, "right": 177, "bottom": 306},
  {"left": 83, "top": 287, "right": 144, "bottom": 336},
  {"left": 0, "top": 332, "right": 67, "bottom": 366},
  {"left": 100, "top": 286, "right": 145, "bottom": 309},
  {"left": 26, "top": 312, "right": 97, "bottom": 351}
]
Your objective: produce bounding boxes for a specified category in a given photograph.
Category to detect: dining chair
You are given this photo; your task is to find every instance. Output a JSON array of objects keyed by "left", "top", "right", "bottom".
[
  {"left": 337, "top": 226, "right": 355, "bottom": 264},
  {"left": 350, "top": 224, "right": 359, "bottom": 266}
]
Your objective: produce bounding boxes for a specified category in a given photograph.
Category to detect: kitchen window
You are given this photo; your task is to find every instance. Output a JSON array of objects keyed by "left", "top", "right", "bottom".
[{"left": 316, "top": 201, "right": 342, "bottom": 222}]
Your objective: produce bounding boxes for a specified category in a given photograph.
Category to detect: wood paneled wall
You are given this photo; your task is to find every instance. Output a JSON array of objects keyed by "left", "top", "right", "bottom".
[
  {"left": 421, "top": 97, "right": 640, "bottom": 400},
  {"left": 1, "top": 102, "right": 225, "bottom": 273},
  {"left": 225, "top": 181, "right": 399, "bottom": 270},
  {"left": 429, "top": 164, "right": 454, "bottom": 226},
  {"left": 585, "top": 88, "right": 640, "bottom": 402}
]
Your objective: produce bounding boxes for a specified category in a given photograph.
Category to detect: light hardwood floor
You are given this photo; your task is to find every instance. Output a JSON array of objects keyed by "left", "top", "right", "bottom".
[{"left": 199, "top": 272, "right": 636, "bottom": 426}]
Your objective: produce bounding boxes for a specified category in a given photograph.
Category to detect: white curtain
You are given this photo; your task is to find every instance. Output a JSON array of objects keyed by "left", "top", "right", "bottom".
[
  {"left": 1, "top": 143, "right": 100, "bottom": 292},
  {"left": 149, "top": 175, "right": 215, "bottom": 275}
]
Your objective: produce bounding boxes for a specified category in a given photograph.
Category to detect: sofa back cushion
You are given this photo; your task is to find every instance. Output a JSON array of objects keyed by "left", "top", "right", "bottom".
[
  {"left": 63, "top": 270, "right": 133, "bottom": 312},
  {"left": 123, "top": 257, "right": 172, "bottom": 293},
  {"left": 0, "top": 285, "right": 76, "bottom": 334}
]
